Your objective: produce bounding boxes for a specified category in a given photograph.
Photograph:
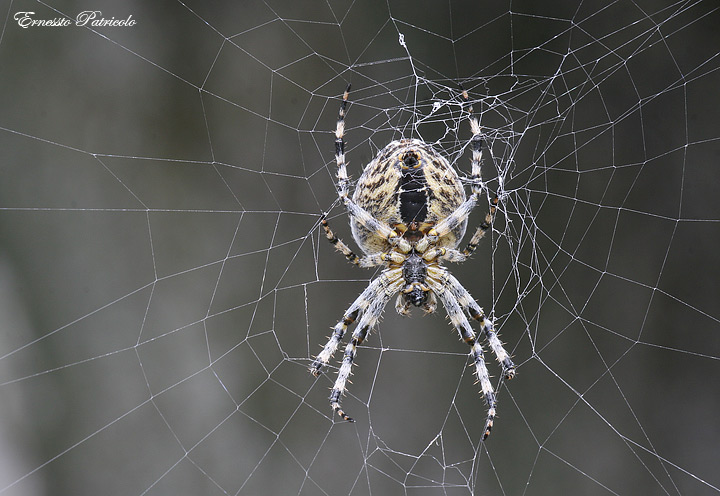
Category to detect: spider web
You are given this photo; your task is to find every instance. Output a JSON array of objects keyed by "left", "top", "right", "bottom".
[{"left": 0, "top": 0, "right": 719, "bottom": 494}]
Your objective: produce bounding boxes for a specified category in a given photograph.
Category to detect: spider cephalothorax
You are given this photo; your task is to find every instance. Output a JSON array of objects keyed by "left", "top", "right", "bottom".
[
  {"left": 400, "top": 251, "right": 431, "bottom": 310},
  {"left": 310, "top": 85, "right": 516, "bottom": 439}
]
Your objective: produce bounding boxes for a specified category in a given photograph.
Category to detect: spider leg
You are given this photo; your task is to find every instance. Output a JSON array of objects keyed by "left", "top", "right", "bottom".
[
  {"left": 312, "top": 268, "right": 403, "bottom": 421},
  {"left": 310, "top": 306, "right": 359, "bottom": 377},
  {"left": 333, "top": 85, "right": 390, "bottom": 239},
  {"left": 431, "top": 195, "right": 477, "bottom": 240},
  {"left": 457, "top": 89, "right": 501, "bottom": 259},
  {"left": 321, "top": 214, "right": 361, "bottom": 266},
  {"left": 431, "top": 91, "right": 486, "bottom": 240},
  {"left": 427, "top": 272, "right": 497, "bottom": 439},
  {"left": 459, "top": 197, "right": 497, "bottom": 258},
  {"left": 334, "top": 84, "right": 351, "bottom": 200},
  {"left": 330, "top": 268, "right": 403, "bottom": 421},
  {"left": 321, "top": 214, "right": 399, "bottom": 268},
  {"left": 331, "top": 85, "right": 412, "bottom": 253},
  {"left": 433, "top": 197, "right": 496, "bottom": 264},
  {"left": 462, "top": 88, "right": 484, "bottom": 198},
  {"left": 310, "top": 271, "right": 381, "bottom": 375},
  {"left": 435, "top": 268, "right": 516, "bottom": 377}
]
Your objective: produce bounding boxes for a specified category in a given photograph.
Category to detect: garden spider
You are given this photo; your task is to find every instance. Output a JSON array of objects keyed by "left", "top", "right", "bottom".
[{"left": 310, "top": 85, "right": 516, "bottom": 439}]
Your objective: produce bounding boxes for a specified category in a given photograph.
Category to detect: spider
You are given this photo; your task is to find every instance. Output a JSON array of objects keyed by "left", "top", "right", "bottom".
[{"left": 310, "top": 85, "right": 516, "bottom": 439}]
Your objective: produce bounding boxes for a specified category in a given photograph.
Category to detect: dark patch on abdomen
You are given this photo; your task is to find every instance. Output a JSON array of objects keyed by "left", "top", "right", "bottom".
[{"left": 399, "top": 165, "right": 427, "bottom": 223}]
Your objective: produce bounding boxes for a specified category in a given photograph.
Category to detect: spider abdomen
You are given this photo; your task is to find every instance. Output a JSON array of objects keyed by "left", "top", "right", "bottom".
[
  {"left": 398, "top": 151, "right": 429, "bottom": 224},
  {"left": 399, "top": 170, "right": 428, "bottom": 224},
  {"left": 351, "top": 139, "right": 468, "bottom": 254}
]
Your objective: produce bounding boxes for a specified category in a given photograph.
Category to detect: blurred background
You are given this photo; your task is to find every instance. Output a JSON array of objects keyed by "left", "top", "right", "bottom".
[{"left": 0, "top": 0, "right": 719, "bottom": 495}]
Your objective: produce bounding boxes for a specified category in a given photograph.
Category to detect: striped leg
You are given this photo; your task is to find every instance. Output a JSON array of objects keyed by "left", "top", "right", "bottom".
[
  {"left": 436, "top": 197, "right": 497, "bottom": 263},
  {"left": 310, "top": 306, "right": 359, "bottom": 377},
  {"left": 325, "top": 268, "right": 403, "bottom": 421},
  {"left": 427, "top": 265, "right": 513, "bottom": 439},
  {"left": 460, "top": 196, "right": 497, "bottom": 258},
  {"left": 462, "top": 88, "right": 484, "bottom": 198},
  {"left": 458, "top": 89, "right": 500, "bottom": 259},
  {"left": 334, "top": 84, "right": 351, "bottom": 200},
  {"left": 309, "top": 272, "right": 388, "bottom": 375},
  {"left": 321, "top": 214, "right": 400, "bottom": 268},
  {"left": 320, "top": 214, "right": 361, "bottom": 266},
  {"left": 440, "top": 270, "right": 516, "bottom": 378},
  {"left": 430, "top": 277, "right": 497, "bottom": 439},
  {"left": 331, "top": 85, "right": 411, "bottom": 254},
  {"left": 333, "top": 85, "right": 391, "bottom": 239},
  {"left": 431, "top": 90, "right": 486, "bottom": 240}
]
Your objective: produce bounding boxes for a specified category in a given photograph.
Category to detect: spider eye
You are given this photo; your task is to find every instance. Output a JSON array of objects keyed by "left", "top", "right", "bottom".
[{"left": 401, "top": 152, "right": 420, "bottom": 168}]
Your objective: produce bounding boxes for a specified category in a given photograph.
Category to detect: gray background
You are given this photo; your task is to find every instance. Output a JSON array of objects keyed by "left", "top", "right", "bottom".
[{"left": 0, "top": 0, "right": 719, "bottom": 495}]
